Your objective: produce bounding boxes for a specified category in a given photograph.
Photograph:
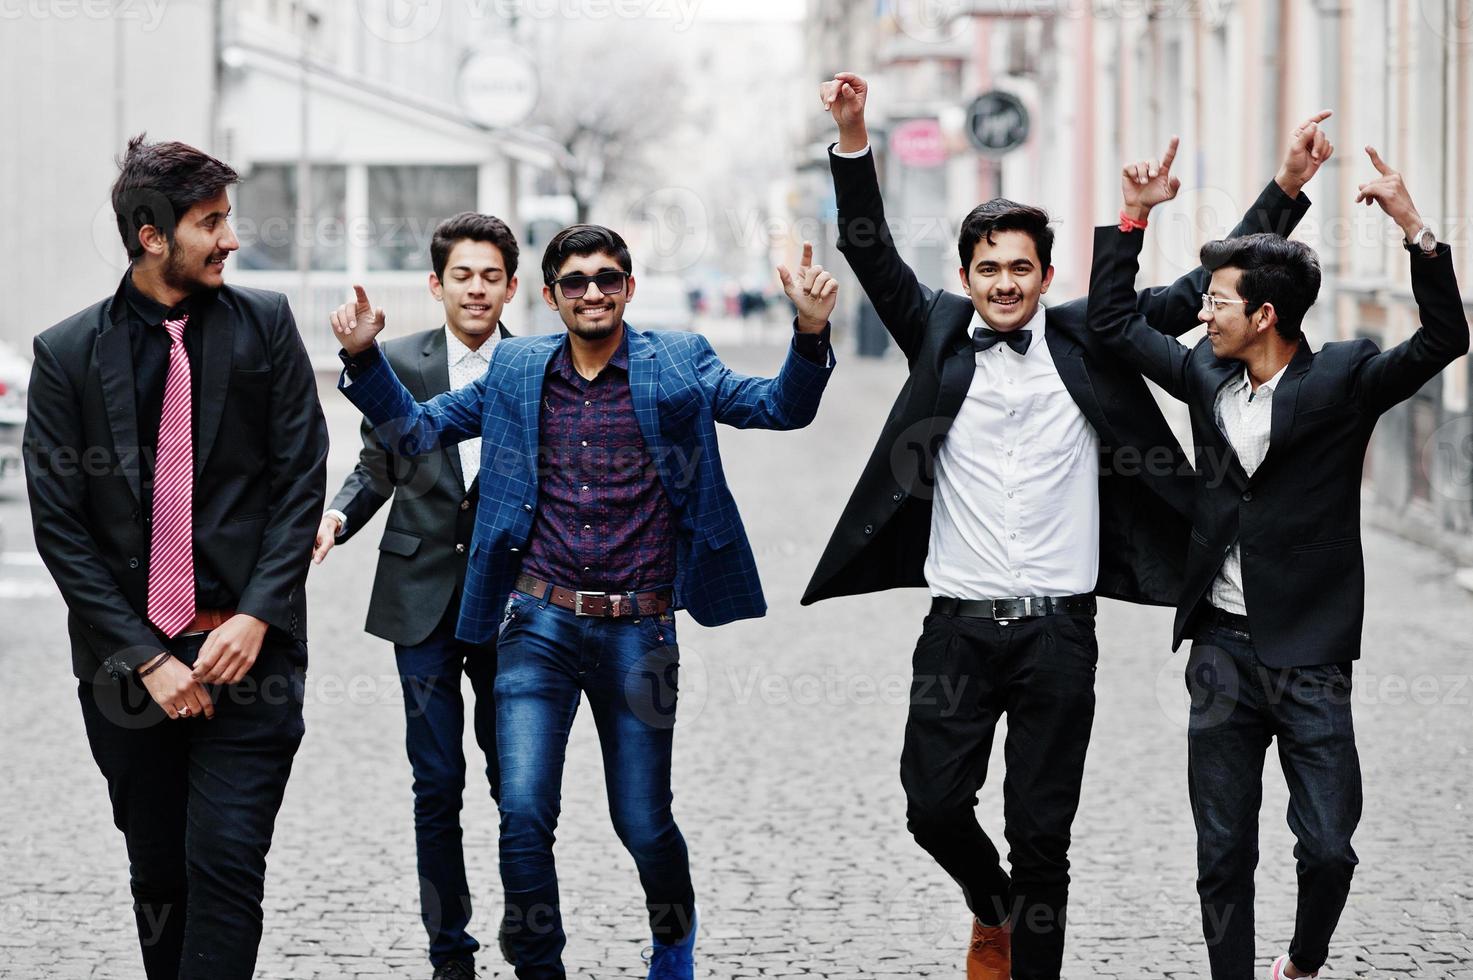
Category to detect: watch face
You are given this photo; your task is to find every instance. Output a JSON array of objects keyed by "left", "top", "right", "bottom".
[{"left": 1415, "top": 228, "right": 1437, "bottom": 252}]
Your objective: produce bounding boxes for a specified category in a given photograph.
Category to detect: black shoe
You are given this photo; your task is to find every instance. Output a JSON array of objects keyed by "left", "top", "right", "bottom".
[{"left": 431, "top": 961, "right": 476, "bottom": 980}]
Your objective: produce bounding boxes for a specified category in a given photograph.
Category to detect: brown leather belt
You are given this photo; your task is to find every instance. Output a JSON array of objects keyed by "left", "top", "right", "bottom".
[
  {"left": 179, "top": 609, "right": 237, "bottom": 636},
  {"left": 514, "top": 574, "right": 672, "bottom": 618}
]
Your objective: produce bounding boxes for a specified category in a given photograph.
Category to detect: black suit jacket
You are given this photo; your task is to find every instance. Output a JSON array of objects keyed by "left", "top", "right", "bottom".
[
  {"left": 1088, "top": 226, "right": 1469, "bottom": 665},
  {"left": 328, "top": 324, "right": 510, "bottom": 647},
  {"left": 24, "top": 275, "right": 329, "bottom": 682},
  {"left": 802, "top": 148, "right": 1311, "bottom": 608}
]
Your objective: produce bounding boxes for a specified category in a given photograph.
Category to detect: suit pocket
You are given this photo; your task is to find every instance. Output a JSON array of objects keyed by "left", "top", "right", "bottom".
[
  {"left": 1289, "top": 535, "right": 1358, "bottom": 554},
  {"left": 378, "top": 528, "right": 422, "bottom": 557}
]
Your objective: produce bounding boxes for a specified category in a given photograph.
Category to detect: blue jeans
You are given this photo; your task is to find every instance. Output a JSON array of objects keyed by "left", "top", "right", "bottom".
[
  {"left": 494, "top": 590, "right": 694, "bottom": 979},
  {"left": 394, "top": 600, "right": 499, "bottom": 969},
  {"left": 1186, "top": 625, "right": 1362, "bottom": 979}
]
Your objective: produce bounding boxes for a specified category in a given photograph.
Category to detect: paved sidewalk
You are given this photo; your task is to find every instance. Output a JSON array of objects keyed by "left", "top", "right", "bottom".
[{"left": 1, "top": 342, "right": 1469, "bottom": 978}]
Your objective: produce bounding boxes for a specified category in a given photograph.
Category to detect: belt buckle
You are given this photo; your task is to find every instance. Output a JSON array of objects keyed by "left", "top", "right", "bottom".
[
  {"left": 994, "top": 597, "right": 1029, "bottom": 621},
  {"left": 573, "top": 591, "right": 606, "bottom": 616}
]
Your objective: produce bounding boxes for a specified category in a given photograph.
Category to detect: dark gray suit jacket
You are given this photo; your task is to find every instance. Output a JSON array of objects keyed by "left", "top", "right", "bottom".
[{"left": 329, "top": 323, "right": 509, "bottom": 647}]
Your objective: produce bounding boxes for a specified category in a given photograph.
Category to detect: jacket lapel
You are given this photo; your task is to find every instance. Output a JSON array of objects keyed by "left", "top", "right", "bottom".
[
  {"left": 421, "top": 328, "right": 464, "bottom": 487},
  {"left": 1202, "top": 360, "right": 1250, "bottom": 489},
  {"left": 519, "top": 336, "right": 559, "bottom": 483},
  {"left": 97, "top": 289, "right": 142, "bottom": 504},
  {"left": 934, "top": 303, "right": 978, "bottom": 423},
  {"left": 1044, "top": 310, "right": 1115, "bottom": 444},
  {"left": 1256, "top": 340, "right": 1313, "bottom": 477},
  {"left": 625, "top": 329, "right": 665, "bottom": 477},
  {"left": 193, "top": 293, "right": 234, "bottom": 479}
]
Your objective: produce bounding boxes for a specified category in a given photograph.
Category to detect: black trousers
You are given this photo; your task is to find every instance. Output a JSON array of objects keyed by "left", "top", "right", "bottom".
[
  {"left": 900, "top": 610, "right": 1098, "bottom": 980},
  {"left": 1186, "top": 624, "right": 1361, "bottom": 979},
  {"left": 77, "top": 631, "right": 307, "bottom": 980}
]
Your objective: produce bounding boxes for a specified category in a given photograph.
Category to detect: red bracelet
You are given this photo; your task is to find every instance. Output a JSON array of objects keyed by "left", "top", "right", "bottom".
[{"left": 1118, "top": 210, "right": 1149, "bottom": 232}]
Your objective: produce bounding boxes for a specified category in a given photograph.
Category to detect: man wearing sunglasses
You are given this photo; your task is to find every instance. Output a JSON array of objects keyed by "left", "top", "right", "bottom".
[
  {"left": 1088, "top": 143, "right": 1468, "bottom": 980},
  {"left": 331, "top": 223, "right": 838, "bottom": 979}
]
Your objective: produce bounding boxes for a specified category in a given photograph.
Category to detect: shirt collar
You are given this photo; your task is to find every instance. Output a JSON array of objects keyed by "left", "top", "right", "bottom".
[
  {"left": 1231, "top": 361, "right": 1291, "bottom": 397},
  {"left": 444, "top": 325, "right": 493, "bottom": 366},
  {"left": 123, "top": 267, "right": 210, "bottom": 327},
  {"left": 549, "top": 328, "right": 630, "bottom": 381},
  {"left": 971, "top": 302, "right": 1046, "bottom": 354}
]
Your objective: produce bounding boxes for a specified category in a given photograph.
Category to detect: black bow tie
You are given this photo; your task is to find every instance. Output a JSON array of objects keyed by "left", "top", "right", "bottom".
[{"left": 973, "top": 328, "right": 1031, "bottom": 356}]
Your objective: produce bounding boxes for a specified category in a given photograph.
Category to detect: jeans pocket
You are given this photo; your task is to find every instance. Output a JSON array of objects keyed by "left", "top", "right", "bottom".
[
  {"left": 637, "top": 610, "right": 677, "bottom": 648},
  {"left": 498, "top": 591, "right": 537, "bottom": 643}
]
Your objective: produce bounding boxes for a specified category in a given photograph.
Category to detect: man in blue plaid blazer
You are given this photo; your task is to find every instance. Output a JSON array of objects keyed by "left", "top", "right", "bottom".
[{"left": 333, "top": 224, "right": 837, "bottom": 980}]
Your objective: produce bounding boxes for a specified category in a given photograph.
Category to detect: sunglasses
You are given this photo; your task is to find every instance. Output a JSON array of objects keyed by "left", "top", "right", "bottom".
[{"left": 552, "top": 270, "right": 629, "bottom": 299}]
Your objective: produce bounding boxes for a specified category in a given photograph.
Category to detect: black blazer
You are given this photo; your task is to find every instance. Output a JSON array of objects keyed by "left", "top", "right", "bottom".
[
  {"left": 802, "top": 148, "right": 1311, "bottom": 608},
  {"left": 24, "top": 275, "right": 329, "bottom": 682},
  {"left": 329, "top": 324, "right": 510, "bottom": 647},
  {"left": 1087, "top": 226, "right": 1469, "bottom": 666}
]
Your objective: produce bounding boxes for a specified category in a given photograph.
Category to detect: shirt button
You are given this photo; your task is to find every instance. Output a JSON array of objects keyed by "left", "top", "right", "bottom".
[
  {"left": 1010, "top": 532, "right": 1017, "bottom": 539},
  {"left": 583, "top": 524, "right": 591, "bottom": 531},
  {"left": 455, "top": 543, "right": 466, "bottom": 554},
  {"left": 584, "top": 400, "right": 591, "bottom": 407},
  {"left": 581, "top": 440, "right": 588, "bottom": 447},
  {"left": 1007, "top": 491, "right": 1015, "bottom": 499},
  {"left": 582, "top": 485, "right": 589, "bottom": 492},
  {"left": 1006, "top": 449, "right": 1014, "bottom": 457},
  {"left": 584, "top": 565, "right": 591, "bottom": 572}
]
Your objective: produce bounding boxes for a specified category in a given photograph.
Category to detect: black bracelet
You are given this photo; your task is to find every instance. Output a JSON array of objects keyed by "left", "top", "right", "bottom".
[{"left": 137, "top": 652, "right": 172, "bottom": 678}]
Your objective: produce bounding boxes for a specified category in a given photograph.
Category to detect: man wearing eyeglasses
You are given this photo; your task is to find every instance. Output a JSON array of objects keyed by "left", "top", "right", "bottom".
[
  {"left": 1087, "top": 143, "right": 1468, "bottom": 980},
  {"left": 331, "top": 223, "right": 837, "bottom": 979}
]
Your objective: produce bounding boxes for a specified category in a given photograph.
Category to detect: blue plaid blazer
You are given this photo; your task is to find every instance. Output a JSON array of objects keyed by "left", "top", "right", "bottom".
[{"left": 339, "top": 326, "right": 835, "bottom": 641}]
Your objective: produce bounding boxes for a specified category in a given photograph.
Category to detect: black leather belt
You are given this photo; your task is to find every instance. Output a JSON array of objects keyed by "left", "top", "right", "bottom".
[
  {"left": 515, "top": 573, "right": 672, "bottom": 618},
  {"left": 930, "top": 594, "right": 1095, "bottom": 620},
  {"left": 1204, "top": 605, "right": 1252, "bottom": 635}
]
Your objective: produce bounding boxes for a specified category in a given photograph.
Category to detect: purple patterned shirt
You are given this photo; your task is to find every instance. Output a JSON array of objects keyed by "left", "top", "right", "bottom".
[{"left": 520, "top": 333, "right": 678, "bottom": 592}]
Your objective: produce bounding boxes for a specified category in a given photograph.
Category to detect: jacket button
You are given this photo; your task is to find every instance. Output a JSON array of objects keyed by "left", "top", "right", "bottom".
[
  {"left": 127, "top": 557, "right": 140, "bottom": 569},
  {"left": 891, "top": 491, "right": 903, "bottom": 501},
  {"left": 1242, "top": 491, "right": 1253, "bottom": 502},
  {"left": 523, "top": 503, "right": 532, "bottom": 512},
  {"left": 863, "top": 523, "right": 874, "bottom": 535},
  {"left": 455, "top": 543, "right": 466, "bottom": 554},
  {"left": 460, "top": 499, "right": 471, "bottom": 511}
]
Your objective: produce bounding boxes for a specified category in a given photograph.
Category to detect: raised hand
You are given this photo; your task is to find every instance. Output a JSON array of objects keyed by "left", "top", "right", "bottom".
[
  {"left": 1277, "top": 110, "right": 1335, "bottom": 197},
  {"left": 777, "top": 241, "right": 838, "bottom": 334},
  {"left": 1354, "top": 146, "right": 1425, "bottom": 239},
  {"left": 819, "top": 71, "right": 869, "bottom": 153},
  {"left": 1121, "top": 136, "right": 1182, "bottom": 218},
  {"left": 330, "top": 284, "right": 386, "bottom": 356}
]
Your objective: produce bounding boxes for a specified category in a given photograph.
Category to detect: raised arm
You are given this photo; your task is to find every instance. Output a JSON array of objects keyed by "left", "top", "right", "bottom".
[
  {"left": 1349, "top": 146, "right": 1470, "bottom": 413},
  {"left": 1087, "top": 138, "right": 1196, "bottom": 401},
  {"left": 819, "top": 72, "right": 935, "bottom": 361},
  {"left": 1136, "top": 111, "right": 1331, "bottom": 336},
  {"left": 704, "top": 244, "right": 837, "bottom": 430},
  {"left": 332, "top": 285, "right": 486, "bottom": 456}
]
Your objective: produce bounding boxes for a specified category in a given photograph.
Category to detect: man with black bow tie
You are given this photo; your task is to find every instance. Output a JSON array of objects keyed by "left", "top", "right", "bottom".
[{"left": 803, "top": 73, "right": 1331, "bottom": 980}]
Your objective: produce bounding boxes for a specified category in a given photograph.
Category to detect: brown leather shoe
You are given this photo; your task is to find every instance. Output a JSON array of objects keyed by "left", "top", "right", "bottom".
[{"left": 966, "top": 918, "right": 1011, "bottom": 980}]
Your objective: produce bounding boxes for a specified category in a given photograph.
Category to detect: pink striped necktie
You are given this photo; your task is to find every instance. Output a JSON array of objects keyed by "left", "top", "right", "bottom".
[{"left": 146, "top": 313, "right": 197, "bottom": 638}]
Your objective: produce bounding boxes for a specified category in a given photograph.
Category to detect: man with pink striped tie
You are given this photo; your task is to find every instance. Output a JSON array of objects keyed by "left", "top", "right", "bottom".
[{"left": 23, "top": 135, "right": 329, "bottom": 980}]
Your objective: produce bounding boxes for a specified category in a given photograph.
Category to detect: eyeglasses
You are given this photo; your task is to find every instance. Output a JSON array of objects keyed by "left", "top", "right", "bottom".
[
  {"left": 552, "top": 270, "right": 629, "bottom": 299},
  {"left": 1201, "top": 293, "right": 1248, "bottom": 314}
]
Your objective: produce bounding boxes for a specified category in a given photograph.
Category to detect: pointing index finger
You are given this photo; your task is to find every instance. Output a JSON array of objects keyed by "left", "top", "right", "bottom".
[
  {"left": 1365, "top": 145, "right": 1394, "bottom": 175},
  {"left": 353, "top": 284, "right": 370, "bottom": 312},
  {"left": 1160, "top": 135, "right": 1180, "bottom": 172},
  {"left": 801, "top": 241, "right": 814, "bottom": 267}
]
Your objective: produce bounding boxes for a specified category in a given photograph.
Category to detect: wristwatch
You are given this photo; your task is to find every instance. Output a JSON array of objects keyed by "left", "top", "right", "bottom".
[{"left": 1407, "top": 225, "right": 1437, "bottom": 255}]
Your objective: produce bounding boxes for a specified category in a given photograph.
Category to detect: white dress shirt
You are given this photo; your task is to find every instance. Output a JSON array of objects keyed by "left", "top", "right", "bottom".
[
  {"left": 1208, "top": 362, "right": 1289, "bottom": 614},
  {"left": 328, "top": 325, "right": 495, "bottom": 534},
  {"left": 925, "top": 307, "right": 1102, "bottom": 599}
]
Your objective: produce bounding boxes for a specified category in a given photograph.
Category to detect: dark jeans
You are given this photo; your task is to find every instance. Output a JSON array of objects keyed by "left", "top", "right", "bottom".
[
  {"left": 77, "top": 631, "right": 306, "bottom": 980},
  {"left": 494, "top": 590, "right": 694, "bottom": 979},
  {"left": 1186, "top": 625, "right": 1361, "bottom": 979},
  {"left": 394, "top": 598, "right": 499, "bottom": 969},
  {"left": 900, "top": 610, "right": 1098, "bottom": 980}
]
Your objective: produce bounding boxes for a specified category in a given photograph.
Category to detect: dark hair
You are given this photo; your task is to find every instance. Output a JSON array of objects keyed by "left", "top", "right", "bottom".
[
  {"left": 540, "top": 224, "right": 632, "bottom": 286},
  {"left": 111, "top": 133, "right": 238, "bottom": 260},
  {"left": 958, "top": 198, "right": 1054, "bottom": 270},
  {"left": 430, "top": 212, "right": 520, "bottom": 280},
  {"left": 1199, "top": 233, "right": 1321, "bottom": 341}
]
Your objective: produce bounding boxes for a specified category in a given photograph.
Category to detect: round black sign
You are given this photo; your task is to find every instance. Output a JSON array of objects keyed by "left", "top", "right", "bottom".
[{"left": 965, "top": 91, "right": 1030, "bottom": 156}]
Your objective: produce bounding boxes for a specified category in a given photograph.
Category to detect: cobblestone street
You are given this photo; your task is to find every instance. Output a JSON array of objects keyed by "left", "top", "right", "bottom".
[{"left": 2, "top": 340, "right": 1470, "bottom": 978}]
